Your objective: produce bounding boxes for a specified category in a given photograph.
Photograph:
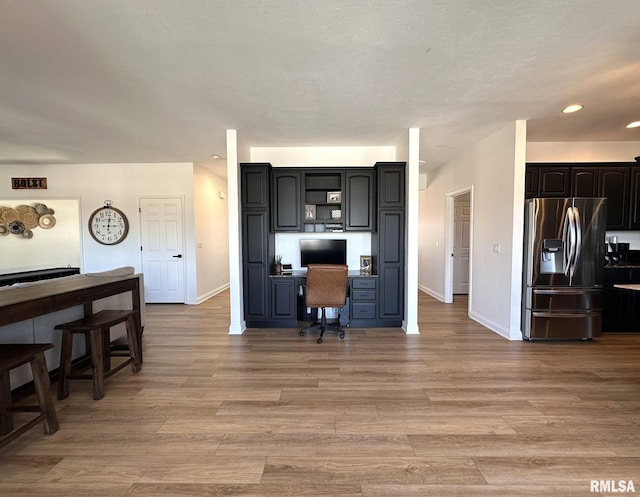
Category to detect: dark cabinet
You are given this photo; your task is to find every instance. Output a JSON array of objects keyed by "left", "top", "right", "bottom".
[
  {"left": 377, "top": 163, "right": 405, "bottom": 208},
  {"left": 598, "top": 167, "right": 629, "bottom": 230},
  {"left": 629, "top": 167, "right": 640, "bottom": 230},
  {"left": 603, "top": 268, "right": 640, "bottom": 333},
  {"left": 271, "top": 170, "right": 302, "bottom": 232},
  {"left": 271, "top": 278, "right": 298, "bottom": 324},
  {"left": 344, "top": 170, "right": 375, "bottom": 231},
  {"left": 349, "top": 277, "right": 377, "bottom": 325},
  {"left": 571, "top": 168, "right": 599, "bottom": 197},
  {"left": 538, "top": 166, "right": 571, "bottom": 197},
  {"left": 241, "top": 164, "right": 270, "bottom": 209},
  {"left": 525, "top": 167, "right": 539, "bottom": 199},
  {"left": 241, "top": 164, "right": 274, "bottom": 326},
  {"left": 526, "top": 162, "right": 639, "bottom": 230},
  {"left": 373, "top": 163, "right": 405, "bottom": 325}
]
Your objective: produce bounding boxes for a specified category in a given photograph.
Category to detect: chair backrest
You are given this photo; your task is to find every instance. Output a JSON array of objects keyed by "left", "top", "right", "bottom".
[{"left": 305, "top": 264, "right": 348, "bottom": 308}]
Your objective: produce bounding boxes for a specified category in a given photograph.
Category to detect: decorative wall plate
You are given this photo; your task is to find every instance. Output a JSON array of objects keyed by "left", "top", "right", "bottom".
[{"left": 38, "top": 214, "right": 56, "bottom": 229}]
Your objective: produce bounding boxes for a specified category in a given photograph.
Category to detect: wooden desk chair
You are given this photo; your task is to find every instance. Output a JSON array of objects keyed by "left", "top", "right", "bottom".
[
  {"left": 0, "top": 343, "right": 59, "bottom": 448},
  {"left": 300, "top": 264, "right": 349, "bottom": 343}
]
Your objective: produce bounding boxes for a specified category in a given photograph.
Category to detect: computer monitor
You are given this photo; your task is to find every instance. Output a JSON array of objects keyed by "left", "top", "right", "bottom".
[{"left": 300, "top": 239, "right": 346, "bottom": 267}]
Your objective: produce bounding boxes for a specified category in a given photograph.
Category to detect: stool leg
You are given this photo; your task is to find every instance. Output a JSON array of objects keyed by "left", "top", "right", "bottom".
[
  {"left": 101, "top": 326, "right": 111, "bottom": 373},
  {"left": 29, "top": 353, "right": 59, "bottom": 434},
  {"left": 89, "top": 328, "right": 106, "bottom": 400},
  {"left": 125, "top": 315, "right": 142, "bottom": 373},
  {"left": 58, "top": 330, "right": 73, "bottom": 400},
  {"left": 0, "top": 370, "right": 13, "bottom": 435}
]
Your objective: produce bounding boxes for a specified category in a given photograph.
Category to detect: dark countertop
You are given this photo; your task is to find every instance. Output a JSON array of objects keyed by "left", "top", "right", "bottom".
[
  {"left": 604, "top": 264, "right": 640, "bottom": 269},
  {"left": 271, "top": 270, "right": 376, "bottom": 278}
]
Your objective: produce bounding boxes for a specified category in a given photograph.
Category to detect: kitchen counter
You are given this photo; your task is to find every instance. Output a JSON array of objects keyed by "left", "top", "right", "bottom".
[{"left": 614, "top": 284, "right": 640, "bottom": 291}]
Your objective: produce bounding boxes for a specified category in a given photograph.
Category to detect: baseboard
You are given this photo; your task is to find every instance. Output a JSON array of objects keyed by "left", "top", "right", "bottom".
[
  {"left": 196, "top": 283, "right": 230, "bottom": 304},
  {"left": 468, "top": 310, "right": 521, "bottom": 340},
  {"left": 418, "top": 285, "right": 445, "bottom": 302}
]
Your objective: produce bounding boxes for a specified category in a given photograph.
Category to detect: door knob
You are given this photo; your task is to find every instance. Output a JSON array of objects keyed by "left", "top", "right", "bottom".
[{"left": 172, "top": 254, "right": 183, "bottom": 258}]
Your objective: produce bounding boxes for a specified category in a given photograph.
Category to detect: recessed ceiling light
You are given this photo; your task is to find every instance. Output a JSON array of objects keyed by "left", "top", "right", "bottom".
[
  {"left": 562, "top": 104, "right": 583, "bottom": 114},
  {"left": 626, "top": 121, "right": 640, "bottom": 128},
  {"left": 211, "top": 154, "right": 223, "bottom": 160}
]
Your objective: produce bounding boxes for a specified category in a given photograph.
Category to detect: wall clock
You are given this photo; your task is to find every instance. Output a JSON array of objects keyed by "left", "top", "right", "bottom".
[{"left": 88, "top": 201, "right": 129, "bottom": 245}]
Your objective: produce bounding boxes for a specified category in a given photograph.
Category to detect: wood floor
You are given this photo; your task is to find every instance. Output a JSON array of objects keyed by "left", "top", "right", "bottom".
[{"left": 1, "top": 291, "right": 639, "bottom": 496}]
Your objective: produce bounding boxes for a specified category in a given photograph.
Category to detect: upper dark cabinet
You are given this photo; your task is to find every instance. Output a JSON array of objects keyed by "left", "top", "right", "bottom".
[
  {"left": 525, "top": 167, "right": 539, "bottom": 199},
  {"left": 571, "top": 168, "right": 599, "bottom": 197},
  {"left": 526, "top": 162, "right": 639, "bottom": 230},
  {"left": 630, "top": 167, "right": 640, "bottom": 230},
  {"left": 538, "top": 166, "right": 571, "bottom": 197},
  {"left": 376, "top": 162, "right": 405, "bottom": 208},
  {"left": 271, "top": 170, "right": 302, "bottom": 232},
  {"left": 344, "top": 170, "right": 375, "bottom": 231},
  {"left": 598, "top": 167, "right": 630, "bottom": 230},
  {"left": 241, "top": 163, "right": 270, "bottom": 209}
]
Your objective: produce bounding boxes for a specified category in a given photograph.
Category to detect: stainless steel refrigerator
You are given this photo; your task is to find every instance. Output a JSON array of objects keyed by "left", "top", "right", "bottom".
[{"left": 522, "top": 197, "right": 607, "bottom": 340}]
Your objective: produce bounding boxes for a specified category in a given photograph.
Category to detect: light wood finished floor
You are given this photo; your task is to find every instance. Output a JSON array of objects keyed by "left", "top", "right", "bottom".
[{"left": 1, "top": 291, "right": 639, "bottom": 496}]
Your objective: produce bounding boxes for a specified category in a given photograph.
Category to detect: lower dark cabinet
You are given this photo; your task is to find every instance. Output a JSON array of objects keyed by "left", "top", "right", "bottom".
[
  {"left": 603, "top": 268, "right": 640, "bottom": 333},
  {"left": 270, "top": 278, "right": 298, "bottom": 325}
]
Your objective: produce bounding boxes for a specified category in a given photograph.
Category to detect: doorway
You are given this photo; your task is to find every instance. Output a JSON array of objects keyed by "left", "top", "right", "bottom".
[
  {"left": 444, "top": 187, "right": 473, "bottom": 306},
  {"left": 139, "top": 197, "right": 186, "bottom": 303}
]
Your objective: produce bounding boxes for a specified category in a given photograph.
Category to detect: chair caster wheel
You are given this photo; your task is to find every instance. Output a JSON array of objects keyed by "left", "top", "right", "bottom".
[
  {"left": 339, "top": 333, "right": 345, "bottom": 339},
  {"left": 299, "top": 331, "right": 305, "bottom": 336},
  {"left": 317, "top": 338, "right": 323, "bottom": 344}
]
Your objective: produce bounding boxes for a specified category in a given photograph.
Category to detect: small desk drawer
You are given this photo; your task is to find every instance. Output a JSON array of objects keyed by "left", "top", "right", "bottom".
[
  {"left": 352, "top": 302, "right": 376, "bottom": 319},
  {"left": 352, "top": 289, "right": 376, "bottom": 301},
  {"left": 351, "top": 278, "right": 376, "bottom": 289}
]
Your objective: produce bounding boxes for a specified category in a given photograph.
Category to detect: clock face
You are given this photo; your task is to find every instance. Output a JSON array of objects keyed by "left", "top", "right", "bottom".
[{"left": 89, "top": 207, "right": 129, "bottom": 245}]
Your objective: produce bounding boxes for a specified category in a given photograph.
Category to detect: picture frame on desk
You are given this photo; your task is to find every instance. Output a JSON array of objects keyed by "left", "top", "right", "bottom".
[{"left": 360, "top": 255, "right": 372, "bottom": 274}]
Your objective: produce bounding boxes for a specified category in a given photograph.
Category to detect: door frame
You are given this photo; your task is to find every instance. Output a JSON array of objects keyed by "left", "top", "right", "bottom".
[{"left": 444, "top": 186, "right": 474, "bottom": 307}]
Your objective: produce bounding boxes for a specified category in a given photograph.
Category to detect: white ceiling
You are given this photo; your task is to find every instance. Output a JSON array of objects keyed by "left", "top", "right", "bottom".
[{"left": 1, "top": 0, "right": 640, "bottom": 176}]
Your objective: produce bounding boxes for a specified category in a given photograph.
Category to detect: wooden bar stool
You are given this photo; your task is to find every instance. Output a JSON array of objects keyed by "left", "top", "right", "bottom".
[
  {"left": 55, "top": 310, "right": 142, "bottom": 400},
  {"left": 0, "top": 343, "right": 59, "bottom": 449}
]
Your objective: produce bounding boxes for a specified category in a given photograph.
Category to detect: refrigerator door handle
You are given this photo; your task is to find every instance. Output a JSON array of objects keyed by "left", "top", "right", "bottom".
[
  {"left": 572, "top": 206, "right": 582, "bottom": 277},
  {"left": 563, "top": 207, "right": 576, "bottom": 276}
]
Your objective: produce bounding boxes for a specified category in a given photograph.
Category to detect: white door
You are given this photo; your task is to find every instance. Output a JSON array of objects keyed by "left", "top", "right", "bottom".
[
  {"left": 453, "top": 194, "right": 471, "bottom": 294},
  {"left": 140, "top": 198, "right": 186, "bottom": 303}
]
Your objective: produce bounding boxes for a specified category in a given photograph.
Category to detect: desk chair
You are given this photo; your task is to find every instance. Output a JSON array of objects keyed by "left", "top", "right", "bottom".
[{"left": 300, "top": 264, "right": 348, "bottom": 344}]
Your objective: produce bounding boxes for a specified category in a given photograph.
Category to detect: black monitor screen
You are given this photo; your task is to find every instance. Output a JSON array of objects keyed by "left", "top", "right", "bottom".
[{"left": 300, "top": 239, "right": 346, "bottom": 267}]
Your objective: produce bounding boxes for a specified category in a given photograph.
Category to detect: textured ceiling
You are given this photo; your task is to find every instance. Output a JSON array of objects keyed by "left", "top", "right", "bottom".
[{"left": 1, "top": 0, "right": 639, "bottom": 175}]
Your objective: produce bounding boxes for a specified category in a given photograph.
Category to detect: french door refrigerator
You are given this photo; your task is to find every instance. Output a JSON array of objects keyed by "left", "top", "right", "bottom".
[{"left": 522, "top": 197, "right": 607, "bottom": 340}]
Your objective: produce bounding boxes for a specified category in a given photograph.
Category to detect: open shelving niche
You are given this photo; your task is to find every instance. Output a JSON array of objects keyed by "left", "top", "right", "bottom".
[{"left": 303, "top": 171, "right": 343, "bottom": 233}]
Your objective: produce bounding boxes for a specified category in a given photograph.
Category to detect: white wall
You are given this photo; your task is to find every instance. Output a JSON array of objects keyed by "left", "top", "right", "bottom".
[
  {"left": 0, "top": 163, "right": 229, "bottom": 305},
  {"left": 527, "top": 141, "right": 640, "bottom": 163},
  {"left": 252, "top": 146, "right": 396, "bottom": 166},
  {"left": 193, "top": 164, "right": 230, "bottom": 302},
  {"left": 419, "top": 121, "right": 526, "bottom": 340},
  {"left": 0, "top": 198, "right": 81, "bottom": 273}
]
